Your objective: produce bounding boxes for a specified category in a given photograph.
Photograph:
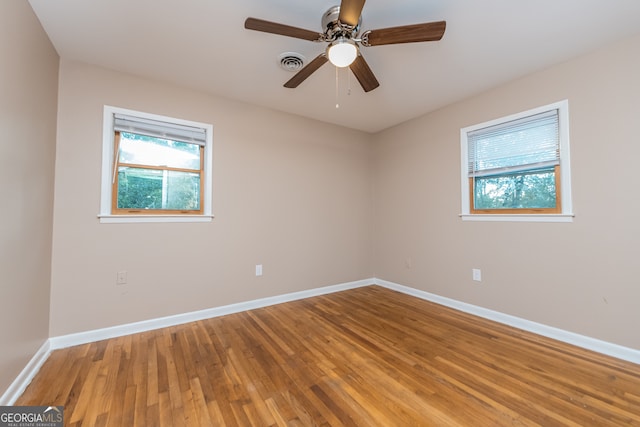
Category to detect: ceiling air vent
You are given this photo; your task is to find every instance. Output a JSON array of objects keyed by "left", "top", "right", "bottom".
[{"left": 278, "top": 52, "right": 306, "bottom": 72}]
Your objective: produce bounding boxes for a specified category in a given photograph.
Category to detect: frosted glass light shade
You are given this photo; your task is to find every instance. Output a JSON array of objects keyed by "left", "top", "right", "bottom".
[{"left": 327, "top": 39, "right": 358, "bottom": 67}]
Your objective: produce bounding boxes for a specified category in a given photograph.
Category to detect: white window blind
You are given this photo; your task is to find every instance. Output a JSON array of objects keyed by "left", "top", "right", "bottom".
[
  {"left": 467, "top": 109, "right": 559, "bottom": 178},
  {"left": 114, "top": 113, "right": 207, "bottom": 146}
]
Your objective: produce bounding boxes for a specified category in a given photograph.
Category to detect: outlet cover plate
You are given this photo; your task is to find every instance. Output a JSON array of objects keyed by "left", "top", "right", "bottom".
[{"left": 116, "top": 271, "right": 127, "bottom": 285}]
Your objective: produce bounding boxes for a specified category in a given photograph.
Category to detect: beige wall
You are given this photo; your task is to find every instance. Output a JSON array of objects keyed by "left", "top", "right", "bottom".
[
  {"left": 0, "top": 2, "right": 58, "bottom": 396},
  {"left": 49, "top": 59, "right": 373, "bottom": 336},
  {"left": 372, "top": 33, "right": 640, "bottom": 349}
]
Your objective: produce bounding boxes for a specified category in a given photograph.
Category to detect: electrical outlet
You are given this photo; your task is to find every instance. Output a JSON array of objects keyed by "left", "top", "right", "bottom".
[
  {"left": 116, "top": 271, "right": 127, "bottom": 285},
  {"left": 472, "top": 268, "right": 482, "bottom": 282},
  {"left": 255, "top": 264, "right": 263, "bottom": 276}
]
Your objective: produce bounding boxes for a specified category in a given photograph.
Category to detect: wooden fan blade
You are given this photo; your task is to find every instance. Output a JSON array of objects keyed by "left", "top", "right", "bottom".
[
  {"left": 284, "top": 54, "right": 328, "bottom": 88},
  {"left": 244, "top": 17, "right": 322, "bottom": 41},
  {"left": 365, "top": 21, "right": 446, "bottom": 46},
  {"left": 349, "top": 54, "right": 379, "bottom": 92},
  {"left": 339, "top": 0, "right": 366, "bottom": 27}
]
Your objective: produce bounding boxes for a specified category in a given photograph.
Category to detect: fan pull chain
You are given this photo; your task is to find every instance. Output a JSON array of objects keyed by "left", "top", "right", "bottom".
[
  {"left": 347, "top": 67, "right": 352, "bottom": 96},
  {"left": 335, "top": 66, "right": 340, "bottom": 109}
]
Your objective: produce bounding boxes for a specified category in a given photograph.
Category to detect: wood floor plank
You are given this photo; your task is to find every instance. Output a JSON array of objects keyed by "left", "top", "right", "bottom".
[
  {"left": 206, "top": 400, "right": 226, "bottom": 426},
  {"left": 131, "top": 333, "right": 148, "bottom": 427},
  {"left": 15, "top": 285, "right": 640, "bottom": 425},
  {"left": 187, "top": 377, "right": 214, "bottom": 427},
  {"left": 145, "top": 336, "right": 159, "bottom": 409}
]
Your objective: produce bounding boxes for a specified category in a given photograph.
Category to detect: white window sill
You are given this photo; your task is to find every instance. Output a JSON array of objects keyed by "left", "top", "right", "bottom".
[
  {"left": 459, "top": 213, "right": 574, "bottom": 223},
  {"left": 98, "top": 215, "right": 214, "bottom": 224}
]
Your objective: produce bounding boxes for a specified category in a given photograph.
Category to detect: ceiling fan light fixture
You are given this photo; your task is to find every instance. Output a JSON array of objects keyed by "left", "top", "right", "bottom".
[{"left": 327, "top": 38, "right": 358, "bottom": 67}]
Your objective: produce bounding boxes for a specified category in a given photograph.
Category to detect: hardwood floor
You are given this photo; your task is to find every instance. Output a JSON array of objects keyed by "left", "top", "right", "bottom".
[{"left": 16, "top": 286, "right": 640, "bottom": 426}]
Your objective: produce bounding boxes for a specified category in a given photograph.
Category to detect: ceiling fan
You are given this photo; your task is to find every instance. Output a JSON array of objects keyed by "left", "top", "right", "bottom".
[{"left": 244, "top": 0, "right": 446, "bottom": 93}]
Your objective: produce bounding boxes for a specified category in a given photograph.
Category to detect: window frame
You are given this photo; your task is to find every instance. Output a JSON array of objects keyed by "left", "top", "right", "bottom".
[
  {"left": 99, "top": 106, "right": 214, "bottom": 223},
  {"left": 460, "top": 100, "right": 573, "bottom": 223}
]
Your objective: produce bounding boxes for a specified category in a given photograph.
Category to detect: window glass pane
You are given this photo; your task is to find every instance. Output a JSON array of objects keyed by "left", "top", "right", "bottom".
[
  {"left": 117, "top": 167, "right": 200, "bottom": 210},
  {"left": 119, "top": 132, "right": 200, "bottom": 170},
  {"left": 473, "top": 169, "right": 556, "bottom": 210}
]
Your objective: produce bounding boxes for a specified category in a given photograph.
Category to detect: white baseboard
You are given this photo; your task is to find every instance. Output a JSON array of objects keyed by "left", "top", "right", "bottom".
[
  {"left": 49, "top": 278, "right": 372, "bottom": 350},
  {"left": 375, "top": 278, "right": 640, "bottom": 365},
  {"left": 0, "top": 340, "right": 51, "bottom": 405}
]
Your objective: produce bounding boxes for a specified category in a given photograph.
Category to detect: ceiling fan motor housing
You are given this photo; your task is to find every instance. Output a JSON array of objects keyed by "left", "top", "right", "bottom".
[{"left": 322, "top": 5, "right": 361, "bottom": 40}]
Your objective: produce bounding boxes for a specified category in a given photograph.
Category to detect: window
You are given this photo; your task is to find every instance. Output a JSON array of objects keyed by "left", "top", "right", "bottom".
[
  {"left": 460, "top": 100, "right": 573, "bottom": 222},
  {"left": 100, "top": 106, "right": 213, "bottom": 223}
]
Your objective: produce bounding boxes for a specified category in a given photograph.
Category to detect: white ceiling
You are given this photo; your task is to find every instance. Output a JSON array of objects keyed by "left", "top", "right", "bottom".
[{"left": 28, "top": 0, "right": 640, "bottom": 133}]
